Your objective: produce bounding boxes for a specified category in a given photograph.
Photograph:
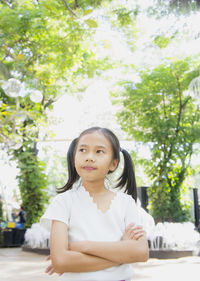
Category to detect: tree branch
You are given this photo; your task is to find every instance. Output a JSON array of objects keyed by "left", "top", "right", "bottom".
[
  {"left": 166, "top": 75, "right": 182, "bottom": 162},
  {"left": 61, "top": 0, "right": 79, "bottom": 18},
  {"left": 74, "top": 0, "right": 78, "bottom": 9},
  {"left": 162, "top": 91, "right": 167, "bottom": 119},
  {"left": 44, "top": 99, "right": 55, "bottom": 109},
  {"left": 0, "top": 0, "right": 17, "bottom": 8},
  {"left": 0, "top": 60, "right": 11, "bottom": 79},
  {"left": 182, "top": 96, "right": 191, "bottom": 108}
]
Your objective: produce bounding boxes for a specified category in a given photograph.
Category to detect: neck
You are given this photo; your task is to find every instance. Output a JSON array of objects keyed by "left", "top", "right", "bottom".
[{"left": 81, "top": 179, "right": 107, "bottom": 194}]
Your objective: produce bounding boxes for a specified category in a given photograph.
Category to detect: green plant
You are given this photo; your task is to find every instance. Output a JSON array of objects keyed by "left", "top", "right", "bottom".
[
  {"left": 113, "top": 59, "right": 200, "bottom": 222},
  {"left": 14, "top": 142, "right": 49, "bottom": 228},
  {"left": 0, "top": 196, "right": 3, "bottom": 220}
]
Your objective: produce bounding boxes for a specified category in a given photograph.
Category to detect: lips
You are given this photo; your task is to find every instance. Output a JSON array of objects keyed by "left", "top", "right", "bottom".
[{"left": 83, "top": 166, "right": 96, "bottom": 171}]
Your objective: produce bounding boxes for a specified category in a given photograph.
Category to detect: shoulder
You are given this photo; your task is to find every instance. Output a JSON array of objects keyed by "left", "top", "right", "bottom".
[
  {"left": 56, "top": 189, "right": 75, "bottom": 197},
  {"left": 117, "top": 191, "right": 138, "bottom": 214},
  {"left": 51, "top": 189, "right": 74, "bottom": 204},
  {"left": 119, "top": 192, "right": 141, "bottom": 225},
  {"left": 117, "top": 191, "right": 136, "bottom": 204}
]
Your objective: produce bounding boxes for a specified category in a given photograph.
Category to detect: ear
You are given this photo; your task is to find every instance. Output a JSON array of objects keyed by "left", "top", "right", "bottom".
[{"left": 109, "top": 159, "right": 119, "bottom": 172}]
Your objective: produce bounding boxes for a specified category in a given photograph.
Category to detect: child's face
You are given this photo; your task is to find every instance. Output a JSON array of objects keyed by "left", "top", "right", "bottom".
[{"left": 74, "top": 132, "right": 118, "bottom": 184}]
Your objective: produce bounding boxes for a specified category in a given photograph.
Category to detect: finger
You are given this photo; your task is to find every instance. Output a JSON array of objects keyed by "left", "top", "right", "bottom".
[
  {"left": 126, "top": 223, "right": 135, "bottom": 230},
  {"left": 137, "top": 230, "right": 146, "bottom": 237},
  {"left": 127, "top": 224, "right": 139, "bottom": 234},
  {"left": 126, "top": 227, "right": 133, "bottom": 236},
  {"left": 45, "top": 255, "right": 51, "bottom": 261},
  {"left": 126, "top": 227, "right": 139, "bottom": 236},
  {"left": 48, "top": 267, "right": 55, "bottom": 275},
  {"left": 134, "top": 233, "right": 145, "bottom": 240},
  {"left": 129, "top": 229, "right": 145, "bottom": 239},
  {"left": 124, "top": 230, "right": 134, "bottom": 239},
  {"left": 132, "top": 226, "right": 145, "bottom": 233},
  {"left": 130, "top": 227, "right": 143, "bottom": 235},
  {"left": 129, "top": 232, "right": 136, "bottom": 240},
  {"left": 122, "top": 224, "right": 137, "bottom": 240},
  {"left": 124, "top": 224, "right": 135, "bottom": 234},
  {"left": 45, "top": 265, "right": 53, "bottom": 273},
  {"left": 131, "top": 228, "right": 145, "bottom": 236},
  {"left": 131, "top": 225, "right": 143, "bottom": 231},
  {"left": 133, "top": 231, "right": 145, "bottom": 240}
]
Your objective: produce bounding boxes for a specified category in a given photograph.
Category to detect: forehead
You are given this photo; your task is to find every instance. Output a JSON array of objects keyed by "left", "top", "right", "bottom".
[{"left": 77, "top": 132, "right": 112, "bottom": 148}]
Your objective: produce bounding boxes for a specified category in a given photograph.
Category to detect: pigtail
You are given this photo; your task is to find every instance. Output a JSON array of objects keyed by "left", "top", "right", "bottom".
[
  {"left": 57, "top": 138, "right": 80, "bottom": 193},
  {"left": 116, "top": 148, "right": 137, "bottom": 201}
]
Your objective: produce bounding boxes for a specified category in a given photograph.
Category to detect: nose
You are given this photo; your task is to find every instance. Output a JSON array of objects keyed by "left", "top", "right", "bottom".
[{"left": 85, "top": 152, "right": 95, "bottom": 162}]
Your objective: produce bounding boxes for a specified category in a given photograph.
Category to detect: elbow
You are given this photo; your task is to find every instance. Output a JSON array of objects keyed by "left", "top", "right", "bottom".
[
  {"left": 139, "top": 247, "right": 149, "bottom": 262},
  {"left": 52, "top": 250, "right": 83, "bottom": 273},
  {"left": 52, "top": 251, "right": 71, "bottom": 272},
  {"left": 128, "top": 242, "right": 149, "bottom": 263},
  {"left": 52, "top": 258, "right": 65, "bottom": 273},
  {"left": 136, "top": 246, "right": 149, "bottom": 262}
]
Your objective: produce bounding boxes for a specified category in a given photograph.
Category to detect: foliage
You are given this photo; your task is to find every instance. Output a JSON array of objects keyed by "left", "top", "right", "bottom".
[
  {"left": 42, "top": 145, "right": 68, "bottom": 196},
  {"left": 113, "top": 58, "right": 200, "bottom": 222},
  {"left": 152, "top": 0, "right": 200, "bottom": 16},
  {"left": 0, "top": 89, "right": 46, "bottom": 149},
  {"left": 0, "top": 0, "right": 113, "bottom": 226},
  {"left": 0, "top": 196, "right": 3, "bottom": 220},
  {"left": 0, "top": 195, "right": 3, "bottom": 245},
  {"left": 14, "top": 142, "right": 48, "bottom": 228},
  {"left": 0, "top": 0, "right": 113, "bottom": 146},
  {"left": 1, "top": 0, "right": 199, "bottom": 226},
  {"left": 153, "top": 36, "right": 172, "bottom": 49}
]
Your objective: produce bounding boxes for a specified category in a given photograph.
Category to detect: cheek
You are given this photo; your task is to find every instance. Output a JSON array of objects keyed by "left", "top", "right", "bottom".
[
  {"left": 74, "top": 160, "right": 81, "bottom": 176},
  {"left": 109, "top": 159, "right": 118, "bottom": 172},
  {"left": 74, "top": 153, "right": 79, "bottom": 168},
  {"left": 103, "top": 158, "right": 115, "bottom": 171}
]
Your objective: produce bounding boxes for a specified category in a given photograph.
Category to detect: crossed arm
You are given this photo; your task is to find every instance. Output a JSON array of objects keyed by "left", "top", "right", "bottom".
[{"left": 46, "top": 220, "right": 149, "bottom": 275}]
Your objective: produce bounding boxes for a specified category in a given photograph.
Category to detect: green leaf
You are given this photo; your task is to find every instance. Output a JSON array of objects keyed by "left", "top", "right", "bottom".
[
  {"left": 113, "top": 58, "right": 199, "bottom": 222},
  {"left": 83, "top": 9, "right": 93, "bottom": 16},
  {"left": 153, "top": 35, "right": 171, "bottom": 49},
  {"left": 85, "top": 19, "right": 98, "bottom": 28}
]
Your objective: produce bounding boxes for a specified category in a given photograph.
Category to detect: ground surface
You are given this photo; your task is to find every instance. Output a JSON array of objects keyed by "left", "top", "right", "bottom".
[{"left": 0, "top": 247, "right": 200, "bottom": 281}]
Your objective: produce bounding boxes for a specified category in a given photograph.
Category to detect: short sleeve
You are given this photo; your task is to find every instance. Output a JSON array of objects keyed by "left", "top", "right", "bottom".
[
  {"left": 124, "top": 196, "right": 142, "bottom": 227},
  {"left": 40, "top": 192, "right": 71, "bottom": 232}
]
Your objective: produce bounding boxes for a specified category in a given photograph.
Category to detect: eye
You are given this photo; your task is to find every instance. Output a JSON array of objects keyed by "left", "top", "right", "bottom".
[
  {"left": 96, "top": 150, "right": 104, "bottom": 154},
  {"left": 79, "top": 148, "right": 86, "bottom": 152}
]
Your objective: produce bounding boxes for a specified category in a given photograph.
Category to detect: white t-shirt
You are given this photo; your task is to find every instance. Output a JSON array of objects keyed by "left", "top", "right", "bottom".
[{"left": 40, "top": 185, "right": 141, "bottom": 281}]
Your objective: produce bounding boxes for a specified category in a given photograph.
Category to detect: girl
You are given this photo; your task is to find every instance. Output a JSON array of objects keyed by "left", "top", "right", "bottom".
[{"left": 40, "top": 127, "right": 149, "bottom": 281}]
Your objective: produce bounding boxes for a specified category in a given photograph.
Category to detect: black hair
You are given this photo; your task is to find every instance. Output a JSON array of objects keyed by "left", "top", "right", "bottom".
[{"left": 57, "top": 127, "right": 137, "bottom": 201}]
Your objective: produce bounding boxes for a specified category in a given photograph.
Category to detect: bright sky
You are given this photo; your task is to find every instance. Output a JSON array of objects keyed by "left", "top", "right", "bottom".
[{"left": 46, "top": 79, "right": 124, "bottom": 140}]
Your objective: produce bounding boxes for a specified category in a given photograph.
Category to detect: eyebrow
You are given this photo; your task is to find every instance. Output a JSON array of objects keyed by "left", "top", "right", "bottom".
[{"left": 78, "top": 144, "right": 107, "bottom": 150}]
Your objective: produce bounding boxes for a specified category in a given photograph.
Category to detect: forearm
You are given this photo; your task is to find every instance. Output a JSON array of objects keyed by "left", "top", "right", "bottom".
[
  {"left": 71, "top": 238, "right": 149, "bottom": 264},
  {"left": 52, "top": 249, "right": 119, "bottom": 273}
]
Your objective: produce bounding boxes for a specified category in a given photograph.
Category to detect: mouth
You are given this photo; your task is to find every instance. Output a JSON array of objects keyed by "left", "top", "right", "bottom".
[{"left": 83, "top": 166, "right": 96, "bottom": 171}]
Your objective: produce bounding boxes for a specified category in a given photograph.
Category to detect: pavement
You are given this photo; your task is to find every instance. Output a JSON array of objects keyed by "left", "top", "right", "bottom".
[{"left": 0, "top": 247, "right": 200, "bottom": 281}]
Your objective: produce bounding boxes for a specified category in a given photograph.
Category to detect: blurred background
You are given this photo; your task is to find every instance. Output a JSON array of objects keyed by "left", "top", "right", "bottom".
[{"left": 0, "top": 0, "right": 200, "bottom": 241}]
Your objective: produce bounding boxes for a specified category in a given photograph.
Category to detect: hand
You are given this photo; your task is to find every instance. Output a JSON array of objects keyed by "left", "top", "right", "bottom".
[
  {"left": 45, "top": 255, "right": 63, "bottom": 276},
  {"left": 122, "top": 223, "right": 145, "bottom": 241}
]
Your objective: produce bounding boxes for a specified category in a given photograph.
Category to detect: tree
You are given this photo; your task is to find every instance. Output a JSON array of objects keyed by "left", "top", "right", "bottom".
[
  {"left": 0, "top": 0, "right": 141, "bottom": 226},
  {"left": 0, "top": 196, "right": 3, "bottom": 220},
  {"left": 0, "top": 0, "right": 111, "bottom": 226},
  {"left": 42, "top": 145, "right": 68, "bottom": 197},
  {"left": 14, "top": 142, "right": 48, "bottom": 228},
  {"left": 113, "top": 59, "right": 200, "bottom": 222},
  {"left": 152, "top": 0, "right": 200, "bottom": 16},
  {"left": 0, "top": 0, "right": 109, "bottom": 145},
  {"left": 161, "top": 0, "right": 200, "bottom": 10}
]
